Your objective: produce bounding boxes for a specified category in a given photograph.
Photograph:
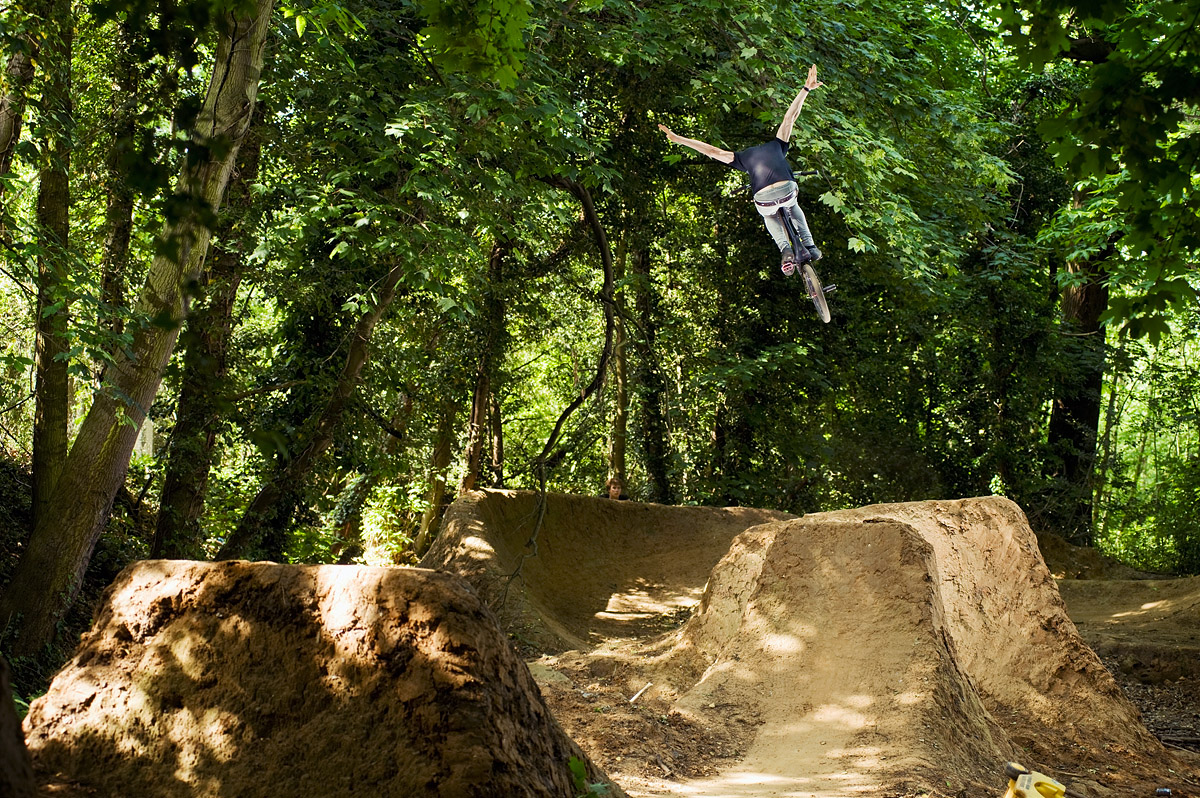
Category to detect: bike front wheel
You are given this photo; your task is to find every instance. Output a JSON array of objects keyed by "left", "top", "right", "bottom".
[{"left": 801, "top": 262, "right": 831, "bottom": 323}]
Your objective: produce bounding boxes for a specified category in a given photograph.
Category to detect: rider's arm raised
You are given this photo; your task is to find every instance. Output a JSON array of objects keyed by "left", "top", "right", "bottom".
[
  {"left": 775, "top": 64, "right": 824, "bottom": 143},
  {"left": 658, "top": 124, "right": 735, "bottom": 164}
]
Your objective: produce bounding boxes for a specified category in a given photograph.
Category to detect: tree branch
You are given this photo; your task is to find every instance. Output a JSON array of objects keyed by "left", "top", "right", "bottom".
[{"left": 535, "top": 177, "right": 616, "bottom": 464}]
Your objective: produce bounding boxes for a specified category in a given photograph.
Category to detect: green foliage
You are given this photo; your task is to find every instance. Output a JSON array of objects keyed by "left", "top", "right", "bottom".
[
  {"left": 1093, "top": 305, "right": 1200, "bottom": 573},
  {"left": 414, "top": 0, "right": 530, "bottom": 87},
  {"left": 568, "top": 755, "right": 609, "bottom": 797},
  {"left": 11, "top": 688, "right": 31, "bottom": 720},
  {"left": 3, "top": 0, "right": 1199, "bottom": 622},
  {"left": 999, "top": 0, "right": 1200, "bottom": 337}
]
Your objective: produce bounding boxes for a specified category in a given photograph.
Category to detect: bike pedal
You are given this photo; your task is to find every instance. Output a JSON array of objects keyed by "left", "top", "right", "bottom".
[{"left": 823, "top": 284, "right": 838, "bottom": 294}]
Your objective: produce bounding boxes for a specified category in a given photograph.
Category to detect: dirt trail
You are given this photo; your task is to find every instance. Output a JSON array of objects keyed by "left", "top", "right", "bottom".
[{"left": 428, "top": 491, "right": 1199, "bottom": 797}]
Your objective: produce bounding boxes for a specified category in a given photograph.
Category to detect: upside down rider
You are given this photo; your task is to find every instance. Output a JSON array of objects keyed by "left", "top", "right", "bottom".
[{"left": 658, "top": 64, "right": 824, "bottom": 276}]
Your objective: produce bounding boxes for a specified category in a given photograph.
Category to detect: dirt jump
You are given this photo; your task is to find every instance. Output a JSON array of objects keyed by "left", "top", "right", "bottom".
[
  {"left": 23, "top": 562, "right": 621, "bottom": 797},
  {"left": 424, "top": 491, "right": 1196, "bottom": 797},
  {"left": 20, "top": 491, "right": 1200, "bottom": 797}
]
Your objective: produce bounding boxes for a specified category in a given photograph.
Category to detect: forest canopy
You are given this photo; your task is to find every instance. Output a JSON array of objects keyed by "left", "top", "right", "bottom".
[{"left": 1, "top": 0, "right": 1198, "bottom": 679}]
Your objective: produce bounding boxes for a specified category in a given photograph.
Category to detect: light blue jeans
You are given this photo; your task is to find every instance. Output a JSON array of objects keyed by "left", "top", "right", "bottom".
[{"left": 754, "top": 181, "right": 815, "bottom": 252}]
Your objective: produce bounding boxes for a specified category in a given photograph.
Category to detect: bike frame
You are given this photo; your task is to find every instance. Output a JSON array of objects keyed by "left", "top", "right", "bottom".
[{"left": 768, "top": 188, "right": 831, "bottom": 323}]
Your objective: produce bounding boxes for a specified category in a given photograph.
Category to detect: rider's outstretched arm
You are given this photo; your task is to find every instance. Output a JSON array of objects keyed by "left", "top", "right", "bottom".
[
  {"left": 775, "top": 64, "right": 824, "bottom": 143},
  {"left": 658, "top": 124, "right": 735, "bottom": 164}
]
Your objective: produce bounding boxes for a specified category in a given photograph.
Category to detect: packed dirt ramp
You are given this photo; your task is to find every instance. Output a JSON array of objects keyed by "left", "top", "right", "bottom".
[
  {"left": 432, "top": 491, "right": 1194, "bottom": 797},
  {"left": 23, "top": 561, "right": 623, "bottom": 797}
]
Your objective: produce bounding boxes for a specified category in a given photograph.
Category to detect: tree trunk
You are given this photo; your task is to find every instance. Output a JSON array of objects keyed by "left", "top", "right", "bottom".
[
  {"left": 1046, "top": 238, "right": 1111, "bottom": 546},
  {"left": 151, "top": 268, "right": 243, "bottom": 558},
  {"left": 216, "top": 255, "right": 408, "bottom": 561},
  {"left": 488, "top": 391, "right": 504, "bottom": 487},
  {"left": 460, "top": 366, "right": 490, "bottom": 495},
  {"left": 413, "top": 401, "right": 458, "bottom": 558},
  {"left": 459, "top": 240, "right": 509, "bottom": 494},
  {"left": 609, "top": 244, "right": 628, "bottom": 489},
  {"left": 630, "top": 247, "right": 672, "bottom": 503},
  {"left": 0, "top": 47, "right": 35, "bottom": 188},
  {"left": 31, "top": 0, "right": 72, "bottom": 530},
  {"left": 153, "top": 124, "right": 262, "bottom": 558},
  {"left": 98, "top": 24, "right": 140, "bottom": 343},
  {"left": 0, "top": 0, "right": 275, "bottom": 657}
]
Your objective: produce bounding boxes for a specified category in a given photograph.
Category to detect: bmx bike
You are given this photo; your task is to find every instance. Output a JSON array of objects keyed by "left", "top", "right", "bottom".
[{"left": 766, "top": 176, "right": 833, "bottom": 324}]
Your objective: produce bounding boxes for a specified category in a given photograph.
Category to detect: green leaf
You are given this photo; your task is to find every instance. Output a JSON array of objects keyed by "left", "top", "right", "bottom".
[{"left": 568, "top": 757, "right": 588, "bottom": 793}]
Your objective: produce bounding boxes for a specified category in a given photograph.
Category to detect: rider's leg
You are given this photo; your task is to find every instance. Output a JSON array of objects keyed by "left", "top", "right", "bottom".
[
  {"left": 759, "top": 211, "right": 792, "bottom": 253},
  {"left": 754, "top": 183, "right": 799, "bottom": 273},
  {"left": 785, "top": 203, "right": 822, "bottom": 261}
]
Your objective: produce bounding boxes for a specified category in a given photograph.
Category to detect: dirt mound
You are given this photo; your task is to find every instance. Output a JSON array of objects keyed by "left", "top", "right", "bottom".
[
  {"left": 1058, "top": 574, "right": 1200, "bottom": 753},
  {"left": 647, "top": 498, "right": 1173, "bottom": 795},
  {"left": 430, "top": 493, "right": 1190, "bottom": 797},
  {"left": 420, "top": 491, "right": 793, "bottom": 653},
  {"left": 23, "top": 561, "right": 623, "bottom": 798}
]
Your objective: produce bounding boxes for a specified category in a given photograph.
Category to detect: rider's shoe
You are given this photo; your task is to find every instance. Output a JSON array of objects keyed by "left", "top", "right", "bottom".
[
  {"left": 780, "top": 246, "right": 796, "bottom": 276},
  {"left": 806, "top": 245, "right": 823, "bottom": 262},
  {"left": 795, "top": 246, "right": 813, "bottom": 265}
]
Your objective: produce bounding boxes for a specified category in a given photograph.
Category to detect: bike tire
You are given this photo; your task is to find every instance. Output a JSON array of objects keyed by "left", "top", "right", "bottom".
[{"left": 801, "top": 262, "right": 831, "bottom": 323}]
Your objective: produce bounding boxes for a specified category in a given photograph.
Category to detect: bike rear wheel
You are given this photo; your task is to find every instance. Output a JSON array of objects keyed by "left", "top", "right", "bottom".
[{"left": 801, "top": 262, "right": 831, "bottom": 323}]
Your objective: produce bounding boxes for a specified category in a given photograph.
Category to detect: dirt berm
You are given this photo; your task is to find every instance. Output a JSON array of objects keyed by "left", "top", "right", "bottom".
[
  {"left": 426, "top": 491, "right": 1190, "bottom": 797},
  {"left": 24, "top": 562, "right": 624, "bottom": 797}
]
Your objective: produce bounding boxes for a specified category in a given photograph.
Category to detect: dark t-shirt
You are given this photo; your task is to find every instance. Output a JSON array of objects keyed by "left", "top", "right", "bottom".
[{"left": 729, "top": 138, "right": 793, "bottom": 193}]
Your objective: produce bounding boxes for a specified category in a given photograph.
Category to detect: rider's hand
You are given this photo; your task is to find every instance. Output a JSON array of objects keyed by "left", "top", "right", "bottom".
[
  {"left": 804, "top": 64, "right": 824, "bottom": 92},
  {"left": 657, "top": 123, "right": 675, "bottom": 140}
]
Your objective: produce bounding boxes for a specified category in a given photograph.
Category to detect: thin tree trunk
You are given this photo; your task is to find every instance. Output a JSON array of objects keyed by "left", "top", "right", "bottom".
[
  {"left": 630, "top": 247, "right": 672, "bottom": 503},
  {"left": 488, "top": 391, "right": 504, "bottom": 487},
  {"left": 153, "top": 123, "right": 261, "bottom": 558},
  {"left": 0, "top": 0, "right": 275, "bottom": 657},
  {"left": 0, "top": 47, "right": 35, "bottom": 187},
  {"left": 1093, "top": 333, "right": 1128, "bottom": 536},
  {"left": 31, "top": 0, "right": 72, "bottom": 529},
  {"left": 459, "top": 240, "right": 509, "bottom": 494},
  {"left": 534, "top": 178, "right": 615, "bottom": 465},
  {"left": 216, "top": 255, "right": 408, "bottom": 560},
  {"left": 98, "top": 24, "right": 140, "bottom": 343},
  {"left": 1046, "top": 230, "right": 1111, "bottom": 546},
  {"left": 609, "top": 239, "right": 628, "bottom": 488},
  {"left": 413, "top": 402, "right": 457, "bottom": 557}
]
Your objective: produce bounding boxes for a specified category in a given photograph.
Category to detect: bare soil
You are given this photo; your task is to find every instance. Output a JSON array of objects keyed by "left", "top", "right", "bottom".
[
  {"left": 24, "top": 561, "right": 621, "bottom": 798},
  {"left": 428, "top": 491, "right": 1200, "bottom": 797},
  {"left": 21, "top": 491, "right": 1200, "bottom": 797}
]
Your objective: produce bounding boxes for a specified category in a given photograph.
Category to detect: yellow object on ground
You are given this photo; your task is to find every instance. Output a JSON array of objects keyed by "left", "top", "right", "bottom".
[{"left": 1003, "top": 762, "right": 1066, "bottom": 798}]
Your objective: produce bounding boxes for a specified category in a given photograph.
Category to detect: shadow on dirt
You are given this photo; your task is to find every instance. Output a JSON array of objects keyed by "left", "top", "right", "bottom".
[{"left": 25, "top": 561, "right": 620, "bottom": 797}]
